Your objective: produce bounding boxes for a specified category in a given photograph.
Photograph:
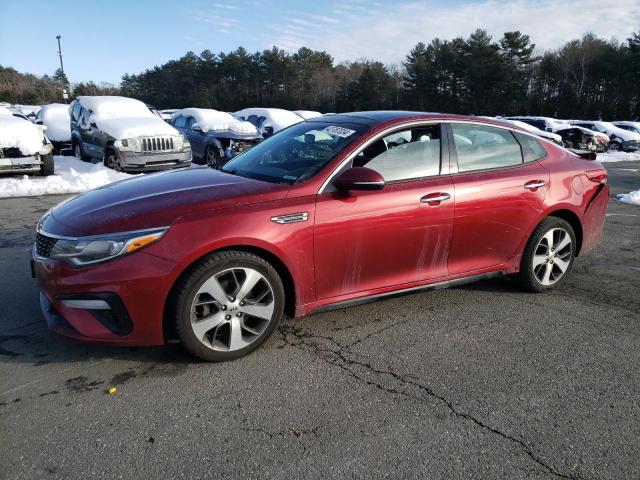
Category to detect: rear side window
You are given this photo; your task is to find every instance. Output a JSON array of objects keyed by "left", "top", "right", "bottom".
[
  {"left": 451, "top": 124, "right": 523, "bottom": 172},
  {"left": 514, "top": 132, "right": 547, "bottom": 162},
  {"left": 355, "top": 125, "right": 441, "bottom": 182}
]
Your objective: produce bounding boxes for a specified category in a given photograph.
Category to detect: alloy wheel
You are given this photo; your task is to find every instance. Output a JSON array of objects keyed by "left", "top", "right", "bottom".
[
  {"left": 190, "top": 267, "right": 275, "bottom": 351},
  {"left": 532, "top": 228, "right": 572, "bottom": 286}
]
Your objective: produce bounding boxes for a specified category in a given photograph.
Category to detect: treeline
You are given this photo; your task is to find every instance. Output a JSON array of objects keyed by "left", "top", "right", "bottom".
[
  {"left": 2, "top": 30, "right": 639, "bottom": 120},
  {"left": 0, "top": 66, "right": 118, "bottom": 105}
]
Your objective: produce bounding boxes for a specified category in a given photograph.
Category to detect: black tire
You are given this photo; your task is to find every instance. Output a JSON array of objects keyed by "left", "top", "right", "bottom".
[
  {"left": 39, "top": 153, "right": 54, "bottom": 176},
  {"left": 73, "top": 140, "right": 88, "bottom": 161},
  {"left": 104, "top": 149, "right": 122, "bottom": 171},
  {"left": 516, "top": 217, "right": 576, "bottom": 293},
  {"left": 608, "top": 142, "right": 621, "bottom": 152},
  {"left": 205, "top": 146, "right": 224, "bottom": 169},
  {"left": 171, "top": 251, "right": 285, "bottom": 361}
]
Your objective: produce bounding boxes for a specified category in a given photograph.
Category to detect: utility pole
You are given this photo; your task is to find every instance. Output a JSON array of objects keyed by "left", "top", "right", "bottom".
[{"left": 56, "top": 35, "right": 69, "bottom": 102}]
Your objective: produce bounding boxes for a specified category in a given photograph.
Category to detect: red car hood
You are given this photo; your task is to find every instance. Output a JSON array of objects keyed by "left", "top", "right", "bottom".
[{"left": 42, "top": 167, "right": 288, "bottom": 236}]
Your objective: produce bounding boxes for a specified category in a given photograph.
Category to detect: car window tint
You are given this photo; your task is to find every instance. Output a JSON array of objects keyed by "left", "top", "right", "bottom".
[
  {"left": 355, "top": 126, "right": 441, "bottom": 182},
  {"left": 514, "top": 132, "right": 547, "bottom": 162},
  {"left": 452, "top": 124, "right": 523, "bottom": 172},
  {"left": 173, "top": 116, "right": 187, "bottom": 128},
  {"left": 185, "top": 117, "right": 196, "bottom": 129},
  {"left": 71, "top": 102, "right": 81, "bottom": 121}
]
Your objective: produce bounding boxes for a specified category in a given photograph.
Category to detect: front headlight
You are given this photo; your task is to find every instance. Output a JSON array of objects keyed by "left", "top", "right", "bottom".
[
  {"left": 49, "top": 227, "right": 169, "bottom": 266},
  {"left": 118, "top": 138, "right": 142, "bottom": 151}
]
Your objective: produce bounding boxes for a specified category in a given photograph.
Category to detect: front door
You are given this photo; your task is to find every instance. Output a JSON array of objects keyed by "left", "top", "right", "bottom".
[{"left": 314, "top": 124, "right": 454, "bottom": 300}]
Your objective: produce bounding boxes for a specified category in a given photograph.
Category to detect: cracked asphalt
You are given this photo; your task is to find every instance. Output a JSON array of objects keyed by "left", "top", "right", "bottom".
[{"left": 1, "top": 162, "right": 639, "bottom": 480}]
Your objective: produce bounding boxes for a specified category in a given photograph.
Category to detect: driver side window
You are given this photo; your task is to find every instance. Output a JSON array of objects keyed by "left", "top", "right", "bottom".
[
  {"left": 186, "top": 117, "right": 197, "bottom": 130},
  {"left": 354, "top": 125, "right": 441, "bottom": 182},
  {"left": 173, "top": 116, "right": 187, "bottom": 128}
]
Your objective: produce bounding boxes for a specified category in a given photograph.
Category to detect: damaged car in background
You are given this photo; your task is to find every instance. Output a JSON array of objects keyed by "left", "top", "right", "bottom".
[
  {"left": 0, "top": 106, "right": 54, "bottom": 176},
  {"left": 70, "top": 96, "right": 192, "bottom": 171},
  {"left": 171, "top": 108, "right": 262, "bottom": 168},
  {"left": 556, "top": 126, "right": 607, "bottom": 152}
]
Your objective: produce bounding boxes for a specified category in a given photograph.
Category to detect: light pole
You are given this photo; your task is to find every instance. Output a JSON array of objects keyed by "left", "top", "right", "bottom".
[{"left": 56, "top": 35, "right": 69, "bottom": 102}]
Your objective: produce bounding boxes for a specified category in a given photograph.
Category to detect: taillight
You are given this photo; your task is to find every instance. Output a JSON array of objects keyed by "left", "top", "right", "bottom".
[{"left": 585, "top": 169, "right": 607, "bottom": 184}]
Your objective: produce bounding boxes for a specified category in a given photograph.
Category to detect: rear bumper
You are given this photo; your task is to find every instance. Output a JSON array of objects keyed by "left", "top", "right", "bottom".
[
  {"left": 33, "top": 249, "right": 179, "bottom": 345},
  {"left": 0, "top": 154, "right": 41, "bottom": 173},
  {"left": 121, "top": 150, "right": 192, "bottom": 171}
]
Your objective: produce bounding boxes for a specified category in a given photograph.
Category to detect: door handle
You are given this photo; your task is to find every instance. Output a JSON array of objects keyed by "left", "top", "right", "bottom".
[
  {"left": 524, "top": 180, "right": 546, "bottom": 190},
  {"left": 420, "top": 192, "right": 451, "bottom": 205}
]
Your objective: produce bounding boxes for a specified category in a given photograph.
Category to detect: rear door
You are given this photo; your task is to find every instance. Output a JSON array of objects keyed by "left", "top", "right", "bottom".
[
  {"left": 314, "top": 124, "right": 455, "bottom": 300},
  {"left": 447, "top": 123, "right": 549, "bottom": 275}
]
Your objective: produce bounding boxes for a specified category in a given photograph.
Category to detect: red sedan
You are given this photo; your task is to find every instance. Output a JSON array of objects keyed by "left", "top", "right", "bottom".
[{"left": 33, "top": 112, "right": 609, "bottom": 361}]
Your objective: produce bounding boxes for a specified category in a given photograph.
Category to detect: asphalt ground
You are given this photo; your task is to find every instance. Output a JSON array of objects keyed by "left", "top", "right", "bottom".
[{"left": 0, "top": 161, "right": 639, "bottom": 479}]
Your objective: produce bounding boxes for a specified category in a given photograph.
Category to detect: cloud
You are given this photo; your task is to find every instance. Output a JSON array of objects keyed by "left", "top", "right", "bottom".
[{"left": 266, "top": 0, "right": 640, "bottom": 62}]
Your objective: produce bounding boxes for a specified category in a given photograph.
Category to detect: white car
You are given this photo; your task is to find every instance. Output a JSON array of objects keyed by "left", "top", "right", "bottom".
[
  {"left": 498, "top": 118, "right": 563, "bottom": 145},
  {"left": 569, "top": 120, "right": 640, "bottom": 152},
  {"left": 0, "top": 107, "right": 54, "bottom": 176},
  {"left": 35, "top": 104, "right": 72, "bottom": 154},
  {"left": 234, "top": 108, "right": 303, "bottom": 137},
  {"left": 612, "top": 121, "right": 640, "bottom": 135},
  {"left": 504, "top": 116, "right": 572, "bottom": 133}
]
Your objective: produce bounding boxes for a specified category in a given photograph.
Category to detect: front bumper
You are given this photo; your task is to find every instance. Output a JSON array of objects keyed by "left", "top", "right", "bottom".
[
  {"left": 33, "top": 249, "right": 179, "bottom": 345},
  {"left": 120, "top": 149, "right": 192, "bottom": 172},
  {"left": 0, "top": 154, "right": 41, "bottom": 173}
]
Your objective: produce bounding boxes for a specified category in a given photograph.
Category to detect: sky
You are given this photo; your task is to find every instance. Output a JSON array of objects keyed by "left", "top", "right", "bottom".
[{"left": 1, "top": 0, "right": 639, "bottom": 85}]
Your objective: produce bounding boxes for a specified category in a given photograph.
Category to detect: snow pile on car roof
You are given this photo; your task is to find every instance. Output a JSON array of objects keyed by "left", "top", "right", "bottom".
[
  {"left": 0, "top": 115, "right": 45, "bottom": 156},
  {"left": 39, "top": 103, "right": 71, "bottom": 142},
  {"left": 78, "top": 96, "right": 179, "bottom": 139},
  {"left": 235, "top": 107, "right": 303, "bottom": 132},
  {"left": 0, "top": 106, "right": 13, "bottom": 116},
  {"left": 176, "top": 108, "right": 259, "bottom": 135},
  {"left": 0, "top": 156, "right": 131, "bottom": 198}
]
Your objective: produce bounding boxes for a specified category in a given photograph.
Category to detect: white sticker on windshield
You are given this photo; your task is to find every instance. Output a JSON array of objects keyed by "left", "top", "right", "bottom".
[{"left": 322, "top": 126, "right": 356, "bottom": 138}]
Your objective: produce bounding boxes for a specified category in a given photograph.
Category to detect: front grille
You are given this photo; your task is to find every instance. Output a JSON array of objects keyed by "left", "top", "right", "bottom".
[
  {"left": 35, "top": 232, "right": 57, "bottom": 257},
  {"left": 141, "top": 136, "right": 176, "bottom": 152}
]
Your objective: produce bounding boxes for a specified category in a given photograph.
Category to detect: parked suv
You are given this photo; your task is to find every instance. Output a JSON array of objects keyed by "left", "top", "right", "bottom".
[
  {"left": 70, "top": 96, "right": 191, "bottom": 171},
  {"left": 0, "top": 107, "right": 54, "bottom": 176},
  {"left": 171, "top": 108, "right": 262, "bottom": 168}
]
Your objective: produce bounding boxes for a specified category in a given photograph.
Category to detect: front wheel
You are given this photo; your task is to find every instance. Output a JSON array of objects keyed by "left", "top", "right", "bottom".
[
  {"left": 205, "top": 146, "right": 223, "bottom": 169},
  {"left": 608, "top": 142, "right": 621, "bottom": 152},
  {"left": 39, "top": 153, "right": 54, "bottom": 176},
  {"left": 104, "top": 150, "right": 122, "bottom": 171},
  {"left": 516, "top": 217, "right": 576, "bottom": 293},
  {"left": 172, "top": 251, "right": 285, "bottom": 361}
]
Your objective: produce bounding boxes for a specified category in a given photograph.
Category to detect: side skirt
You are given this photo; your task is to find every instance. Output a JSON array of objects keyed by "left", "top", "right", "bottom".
[{"left": 312, "top": 271, "right": 505, "bottom": 314}]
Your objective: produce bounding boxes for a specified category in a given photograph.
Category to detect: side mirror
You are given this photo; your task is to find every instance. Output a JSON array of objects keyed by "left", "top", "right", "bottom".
[
  {"left": 263, "top": 125, "right": 274, "bottom": 136},
  {"left": 192, "top": 123, "right": 203, "bottom": 132},
  {"left": 334, "top": 167, "right": 385, "bottom": 191}
]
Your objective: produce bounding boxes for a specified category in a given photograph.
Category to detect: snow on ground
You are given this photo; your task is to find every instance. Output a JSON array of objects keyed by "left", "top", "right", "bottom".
[
  {"left": 597, "top": 151, "right": 640, "bottom": 163},
  {"left": 0, "top": 156, "right": 132, "bottom": 198},
  {"left": 617, "top": 189, "right": 640, "bottom": 205}
]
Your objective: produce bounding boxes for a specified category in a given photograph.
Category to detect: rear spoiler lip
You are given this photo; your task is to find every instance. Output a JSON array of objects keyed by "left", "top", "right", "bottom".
[{"left": 567, "top": 148, "right": 597, "bottom": 160}]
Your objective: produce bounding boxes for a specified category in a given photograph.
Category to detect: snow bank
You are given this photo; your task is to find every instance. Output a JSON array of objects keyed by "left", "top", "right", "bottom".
[
  {"left": 78, "top": 96, "right": 179, "bottom": 139},
  {"left": 293, "top": 110, "right": 323, "bottom": 119},
  {"left": 598, "top": 151, "right": 640, "bottom": 163},
  {"left": 175, "top": 108, "right": 259, "bottom": 135},
  {"left": 617, "top": 189, "right": 640, "bottom": 205},
  {"left": 0, "top": 156, "right": 132, "bottom": 198},
  {"left": 38, "top": 104, "right": 71, "bottom": 142},
  {"left": 235, "top": 108, "right": 303, "bottom": 133},
  {"left": 0, "top": 115, "right": 45, "bottom": 155}
]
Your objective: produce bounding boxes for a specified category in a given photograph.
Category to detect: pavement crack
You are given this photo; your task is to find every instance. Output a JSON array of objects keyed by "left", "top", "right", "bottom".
[{"left": 278, "top": 323, "right": 588, "bottom": 480}]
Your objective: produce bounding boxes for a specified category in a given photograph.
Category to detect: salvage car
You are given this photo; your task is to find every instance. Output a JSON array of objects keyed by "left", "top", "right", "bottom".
[
  {"left": 35, "top": 103, "right": 72, "bottom": 155},
  {"left": 612, "top": 121, "right": 640, "bottom": 135},
  {"left": 171, "top": 108, "right": 262, "bottom": 168},
  {"left": 569, "top": 120, "right": 640, "bottom": 152},
  {"left": 70, "top": 96, "right": 191, "bottom": 171},
  {"left": 234, "top": 107, "right": 303, "bottom": 138},
  {"left": 556, "top": 127, "right": 603, "bottom": 152},
  {"left": 496, "top": 118, "right": 563, "bottom": 145},
  {"left": 33, "top": 112, "right": 609, "bottom": 361},
  {"left": 505, "top": 116, "right": 571, "bottom": 133},
  {"left": 0, "top": 107, "right": 54, "bottom": 176}
]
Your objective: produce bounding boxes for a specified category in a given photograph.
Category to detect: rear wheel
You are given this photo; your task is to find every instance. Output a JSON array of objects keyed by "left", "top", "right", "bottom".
[
  {"left": 39, "top": 153, "right": 54, "bottom": 176},
  {"left": 608, "top": 142, "right": 621, "bottom": 152},
  {"left": 74, "top": 141, "right": 88, "bottom": 161},
  {"left": 516, "top": 217, "right": 576, "bottom": 293},
  {"left": 172, "top": 251, "right": 285, "bottom": 361}
]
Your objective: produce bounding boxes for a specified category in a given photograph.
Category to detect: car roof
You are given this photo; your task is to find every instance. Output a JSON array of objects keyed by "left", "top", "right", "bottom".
[{"left": 308, "top": 111, "right": 499, "bottom": 127}]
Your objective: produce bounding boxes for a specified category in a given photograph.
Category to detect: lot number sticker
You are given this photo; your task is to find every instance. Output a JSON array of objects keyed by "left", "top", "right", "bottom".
[{"left": 322, "top": 126, "right": 356, "bottom": 138}]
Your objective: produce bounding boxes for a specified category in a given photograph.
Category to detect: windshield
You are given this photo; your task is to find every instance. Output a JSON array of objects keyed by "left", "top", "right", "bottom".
[{"left": 221, "top": 120, "right": 369, "bottom": 184}]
